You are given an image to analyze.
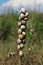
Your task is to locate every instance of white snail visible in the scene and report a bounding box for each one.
[17,22,22,27]
[24,17,28,21]
[19,13,25,20]
[20,44,24,48]
[22,32,26,36]
[20,8,26,14]
[17,38,21,44]
[19,51,24,57]
[28,48,31,52]
[18,29,22,34]
[21,20,26,25]
[17,45,20,49]
[20,25,26,30]
[25,12,29,17]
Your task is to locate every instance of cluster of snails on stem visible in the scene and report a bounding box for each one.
[17,8,29,57]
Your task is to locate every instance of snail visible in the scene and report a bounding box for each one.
[18,29,22,34]
[17,22,22,27]
[20,8,26,14]
[17,38,21,44]
[20,25,26,30]
[19,50,24,57]
[18,34,24,39]
[20,44,24,48]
